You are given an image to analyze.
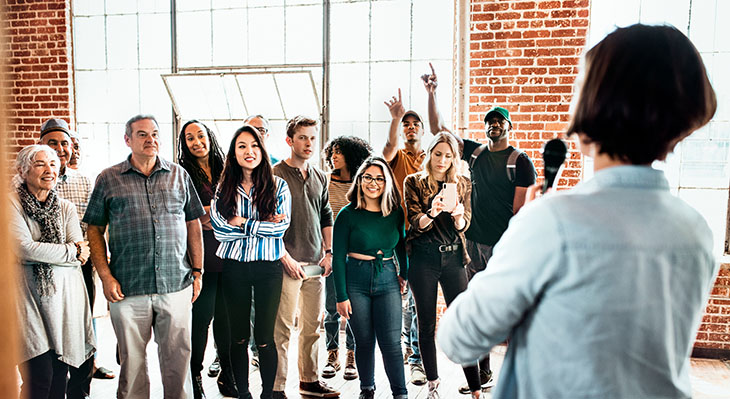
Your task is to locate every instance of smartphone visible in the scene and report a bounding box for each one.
[302,264,324,279]
[441,183,458,212]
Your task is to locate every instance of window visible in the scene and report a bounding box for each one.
[72,0,174,177]
[588,0,730,256]
[73,0,455,175]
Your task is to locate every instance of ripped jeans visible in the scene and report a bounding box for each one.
[222,259,283,399]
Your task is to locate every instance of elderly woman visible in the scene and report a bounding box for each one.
[10,144,95,399]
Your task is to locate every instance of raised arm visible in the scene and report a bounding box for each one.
[422,63,455,136]
[383,88,406,162]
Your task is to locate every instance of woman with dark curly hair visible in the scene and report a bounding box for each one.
[321,136,372,381]
[177,120,237,398]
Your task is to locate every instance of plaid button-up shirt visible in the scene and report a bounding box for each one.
[56,168,93,237]
[83,156,205,296]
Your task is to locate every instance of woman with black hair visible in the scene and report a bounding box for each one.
[320,136,372,380]
[177,120,237,398]
[211,125,291,399]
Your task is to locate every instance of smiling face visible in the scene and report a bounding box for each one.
[287,125,317,161]
[125,118,160,160]
[39,130,71,170]
[184,122,210,160]
[235,130,262,173]
[485,115,510,143]
[26,150,59,195]
[401,115,423,144]
[360,165,385,201]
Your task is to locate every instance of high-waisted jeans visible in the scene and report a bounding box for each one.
[346,257,407,398]
[409,244,482,391]
[222,258,283,399]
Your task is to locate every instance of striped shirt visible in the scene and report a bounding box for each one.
[210,176,291,262]
[327,175,351,219]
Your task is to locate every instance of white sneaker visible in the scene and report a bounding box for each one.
[427,379,440,399]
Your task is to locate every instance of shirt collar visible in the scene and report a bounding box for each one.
[120,155,170,176]
[579,165,669,192]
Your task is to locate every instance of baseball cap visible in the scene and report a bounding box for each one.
[483,106,512,125]
[401,110,422,123]
[40,118,71,138]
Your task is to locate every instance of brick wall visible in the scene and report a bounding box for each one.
[467,0,589,188]
[695,263,730,355]
[2,0,74,158]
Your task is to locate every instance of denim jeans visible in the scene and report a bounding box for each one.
[346,257,407,398]
[222,259,283,399]
[324,273,355,351]
[401,290,421,364]
[409,243,481,391]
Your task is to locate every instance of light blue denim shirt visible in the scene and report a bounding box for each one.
[438,166,718,399]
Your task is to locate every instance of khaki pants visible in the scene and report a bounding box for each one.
[273,271,324,390]
[110,286,193,399]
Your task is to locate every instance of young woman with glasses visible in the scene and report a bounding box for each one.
[332,156,408,399]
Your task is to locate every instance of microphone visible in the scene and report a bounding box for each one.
[541,138,567,193]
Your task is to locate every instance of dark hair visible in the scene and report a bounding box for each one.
[177,120,226,194]
[216,125,277,221]
[285,115,318,138]
[567,24,716,164]
[125,114,158,137]
[324,135,373,178]
[346,156,401,217]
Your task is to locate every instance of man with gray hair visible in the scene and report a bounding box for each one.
[84,114,205,399]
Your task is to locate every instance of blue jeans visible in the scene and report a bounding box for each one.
[402,290,421,364]
[346,257,407,398]
[325,273,355,351]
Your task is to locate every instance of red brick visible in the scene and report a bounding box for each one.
[512,1,536,10]
[495,12,521,20]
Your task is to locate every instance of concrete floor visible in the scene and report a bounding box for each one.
[83,315,730,398]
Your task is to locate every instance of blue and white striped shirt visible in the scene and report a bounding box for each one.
[210,176,291,262]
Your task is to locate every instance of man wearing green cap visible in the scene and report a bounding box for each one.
[422,64,536,395]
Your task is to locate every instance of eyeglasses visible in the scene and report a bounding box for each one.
[361,174,385,185]
[254,126,268,134]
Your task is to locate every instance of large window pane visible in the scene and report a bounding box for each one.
[138,13,171,69]
[330,63,369,122]
[370,1,410,61]
[106,15,138,69]
[212,9,247,66]
[248,7,285,64]
[285,5,323,64]
[330,3,369,62]
[177,11,212,67]
[73,16,106,70]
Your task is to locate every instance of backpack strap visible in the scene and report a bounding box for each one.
[469,143,488,170]
[506,148,523,183]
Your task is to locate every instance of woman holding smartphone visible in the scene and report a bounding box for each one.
[403,133,480,398]
[333,157,408,399]
[211,125,291,399]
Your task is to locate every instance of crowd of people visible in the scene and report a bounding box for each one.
[11,24,719,399]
